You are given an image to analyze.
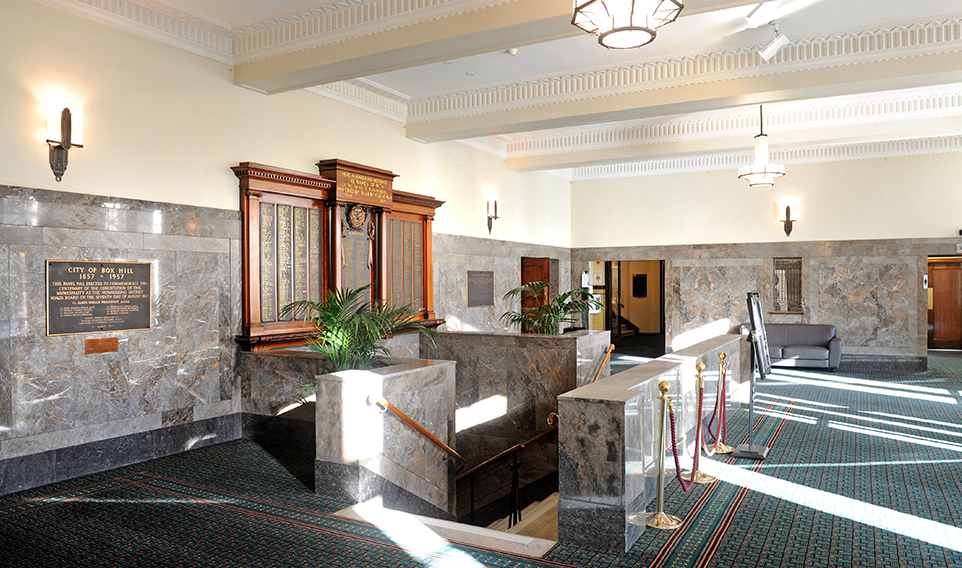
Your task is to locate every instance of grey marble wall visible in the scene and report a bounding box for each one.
[0,185,242,494]
[574,238,948,366]
[557,334,742,552]
[433,234,572,333]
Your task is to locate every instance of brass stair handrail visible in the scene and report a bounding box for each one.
[592,344,615,383]
[456,413,559,481]
[370,396,466,468]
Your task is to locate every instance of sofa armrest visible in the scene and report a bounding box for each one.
[828,336,842,369]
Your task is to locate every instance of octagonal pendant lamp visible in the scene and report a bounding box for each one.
[572,0,684,49]
[738,105,785,187]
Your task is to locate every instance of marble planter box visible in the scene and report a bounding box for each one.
[557,334,742,552]
[314,359,457,520]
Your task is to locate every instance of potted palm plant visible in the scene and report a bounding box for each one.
[499,280,602,335]
[281,284,435,374]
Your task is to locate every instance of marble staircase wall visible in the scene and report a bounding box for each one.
[573,239,948,370]
[421,329,611,511]
[0,185,242,495]
[314,360,457,518]
[557,334,742,552]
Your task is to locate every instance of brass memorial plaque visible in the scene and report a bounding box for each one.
[47,260,151,336]
[467,271,495,307]
[336,171,392,207]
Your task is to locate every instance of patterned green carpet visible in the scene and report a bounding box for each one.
[3,353,962,567]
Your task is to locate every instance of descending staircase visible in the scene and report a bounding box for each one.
[487,493,558,541]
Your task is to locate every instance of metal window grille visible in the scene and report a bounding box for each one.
[773,257,803,312]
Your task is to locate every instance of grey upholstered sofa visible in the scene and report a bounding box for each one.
[765,323,841,370]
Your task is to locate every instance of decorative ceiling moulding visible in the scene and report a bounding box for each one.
[40,0,233,64]
[305,79,410,123]
[570,135,962,181]
[505,89,962,158]
[457,137,509,158]
[406,17,962,122]
[230,0,515,65]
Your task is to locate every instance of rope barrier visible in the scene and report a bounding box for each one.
[667,361,719,491]
[667,394,701,492]
[704,352,733,455]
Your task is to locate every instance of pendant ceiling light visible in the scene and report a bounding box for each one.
[572,0,684,49]
[738,105,785,187]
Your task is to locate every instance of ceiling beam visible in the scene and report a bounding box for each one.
[505,115,962,171]
[406,51,962,143]
[234,0,761,94]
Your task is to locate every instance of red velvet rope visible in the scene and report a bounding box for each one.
[704,363,727,455]
[667,382,704,493]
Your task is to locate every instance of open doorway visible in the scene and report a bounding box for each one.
[586,260,665,372]
[928,257,962,350]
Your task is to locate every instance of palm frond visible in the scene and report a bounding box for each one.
[500,280,603,335]
[283,284,435,372]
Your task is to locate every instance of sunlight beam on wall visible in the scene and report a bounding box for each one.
[670,319,731,351]
[456,395,507,432]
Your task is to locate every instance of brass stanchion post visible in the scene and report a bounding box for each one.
[630,381,683,529]
[682,362,717,484]
[714,352,735,454]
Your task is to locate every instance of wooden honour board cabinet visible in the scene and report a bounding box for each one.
[233,160,444,350]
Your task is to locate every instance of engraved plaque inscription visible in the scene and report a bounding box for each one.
[467,271,495,307]
[260,203,277,322]
[277,204,293,321]
[293,206,309,309]
[47,261,151,336]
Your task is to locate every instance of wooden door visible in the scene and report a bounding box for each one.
[929,259,962,349]
[520,257,550,333]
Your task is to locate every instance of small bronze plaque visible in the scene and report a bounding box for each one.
[467,271,495,307]
[47,260,152,336]
[85,337,119,354]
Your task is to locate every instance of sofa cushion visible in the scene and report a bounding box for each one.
[768,344,783,359]
[766,323,837,346]
[782,345,830,360]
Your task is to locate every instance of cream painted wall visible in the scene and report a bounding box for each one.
[0,0,570,247]
[570,154,962,248]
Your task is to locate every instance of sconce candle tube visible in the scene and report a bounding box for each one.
[45,105,83,182]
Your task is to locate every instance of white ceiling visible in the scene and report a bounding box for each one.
[52,0,962,177]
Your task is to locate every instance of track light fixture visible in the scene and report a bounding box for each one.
[759,21,790,61]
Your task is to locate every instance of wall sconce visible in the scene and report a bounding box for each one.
[486,200,499,234]
[46,104,83,181]
[780,205,795,237]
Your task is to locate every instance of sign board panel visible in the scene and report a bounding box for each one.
[47,260,151,336]
[746,291,772,377]
[467,271,495,307]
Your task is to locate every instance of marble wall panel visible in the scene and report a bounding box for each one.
[815,257,914,353]
[433,234,571,333]
[240,351,333,416]
[573,238,943,361]
[0,244,9,433]
[673,263,764,341]
[0,185,242,489]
